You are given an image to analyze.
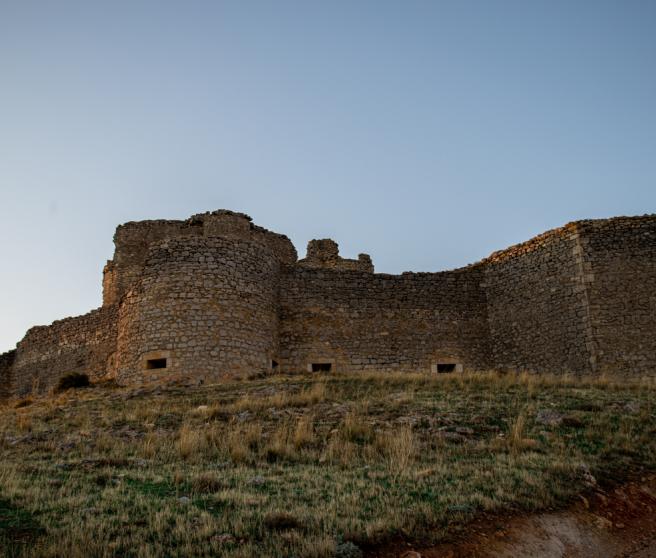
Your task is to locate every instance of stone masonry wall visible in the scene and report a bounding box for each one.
[10,305,118,396]
[581,217,656,376]
[483,224,594,374]
[0,350,16,400]
[2,210,654,400]
[103,220,204,306]
[278,266,492,373]
[104,210,296,306]
[115,236,280,384]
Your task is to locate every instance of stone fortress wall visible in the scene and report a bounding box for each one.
[115,236,281,384]
[1,210,654,397]
[278,266,491,374]
[483,223,595,375]
[9,306,119,396]
[0,350,16,400]
[580,218,656,375]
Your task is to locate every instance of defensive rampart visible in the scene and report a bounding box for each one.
[1,210,654,398]
[278,266,491,373]
[579,217,656,375]
[9,305,118,396]
[482,223,594,374]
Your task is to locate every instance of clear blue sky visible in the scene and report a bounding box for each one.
[1,1,655,352]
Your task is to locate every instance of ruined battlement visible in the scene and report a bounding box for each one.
[2,210,655,398]
[298,239,374,272]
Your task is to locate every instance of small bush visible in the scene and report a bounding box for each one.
[263,511,303,531]
[56,372,90,392]
[334,541,363,558]
[191,472,223,493]
[13,396,33,408]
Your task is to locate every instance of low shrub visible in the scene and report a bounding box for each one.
[263,511,303,531]
[191,472,223,493]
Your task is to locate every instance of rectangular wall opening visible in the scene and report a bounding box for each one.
[271,359,279,370]
[146,358,167,370]
[437,363,457,373]
[311,362,332,373]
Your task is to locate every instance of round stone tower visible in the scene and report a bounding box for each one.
[115,235,281,383]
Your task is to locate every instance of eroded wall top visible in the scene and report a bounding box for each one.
[298,239,374,272]
[103,210,298,305]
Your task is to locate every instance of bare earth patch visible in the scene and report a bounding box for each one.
[368,475,656,558]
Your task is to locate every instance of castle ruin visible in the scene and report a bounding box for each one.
[1,210,655,397]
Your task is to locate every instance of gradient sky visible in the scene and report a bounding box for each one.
[1,1,655,352]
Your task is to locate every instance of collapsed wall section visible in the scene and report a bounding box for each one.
[278,266,492,373]
[115,236,280,384]
[483,224,594,374]
[580,217,656,376]
[10,305,119,396]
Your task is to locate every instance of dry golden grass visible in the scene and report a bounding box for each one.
[15,411,32,433]
[177,423,208,460]
[341,410,373,443]
[213,381,328,417]
[376,425,415,474]
[0,370,654,557]
[191,472,223,494]
[293,414,315,449]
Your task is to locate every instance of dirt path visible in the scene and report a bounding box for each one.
[367,476,656,558]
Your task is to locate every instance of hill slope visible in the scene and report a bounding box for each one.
[1,372,655,557]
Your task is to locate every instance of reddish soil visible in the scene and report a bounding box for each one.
[366,476,656,558]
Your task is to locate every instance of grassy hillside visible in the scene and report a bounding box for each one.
[1,371,655,557]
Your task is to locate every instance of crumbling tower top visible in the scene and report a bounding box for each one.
[102,209,298,306]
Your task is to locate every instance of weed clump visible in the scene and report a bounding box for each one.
[13,396,33,408]
[334,540,363,558]
[191,472,223,493]
[376,425,415,474]
[263,511,303,531]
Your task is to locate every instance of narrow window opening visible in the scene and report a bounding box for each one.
[271,359,279,370]
[437,363,456,373]
[146,358,167,370]
[311,362,332,373]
